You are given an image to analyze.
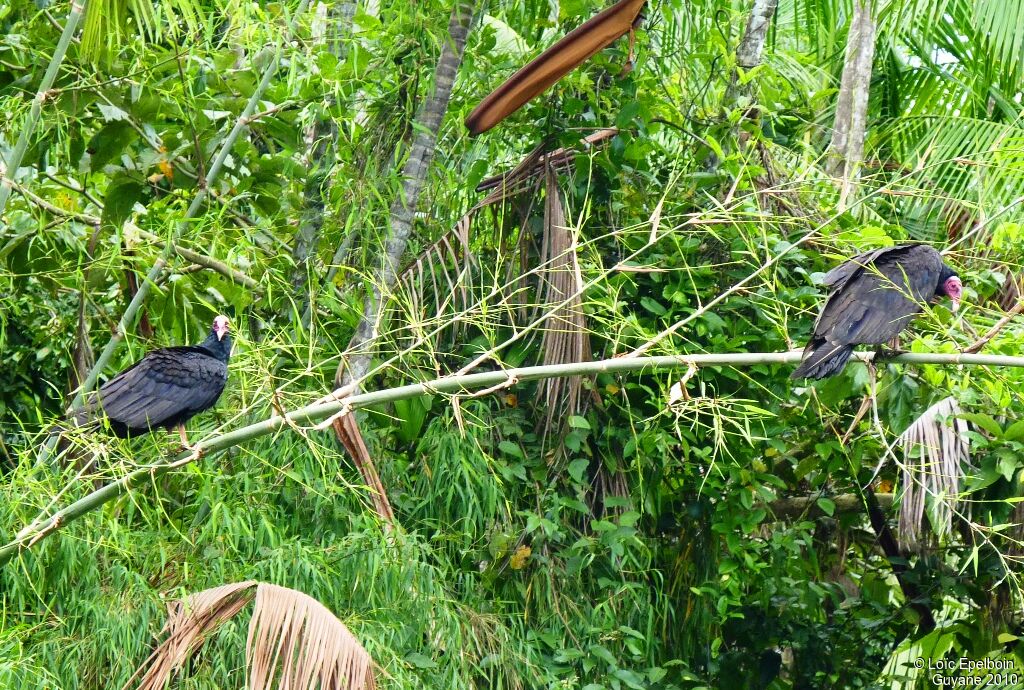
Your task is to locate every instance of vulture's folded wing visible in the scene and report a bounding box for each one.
[816,248,942,346]
[90,349,227,431]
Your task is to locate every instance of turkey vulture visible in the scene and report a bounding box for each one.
[792,244,962,379]
[74,315,232,446]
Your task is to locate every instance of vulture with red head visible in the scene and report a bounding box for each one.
[74,315,232,446]
[792,244,963,379]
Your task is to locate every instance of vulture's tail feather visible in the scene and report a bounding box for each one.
[791,342,854,380]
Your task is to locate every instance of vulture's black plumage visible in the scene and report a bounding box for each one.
[75,315,232,444]
[792,244,962,379]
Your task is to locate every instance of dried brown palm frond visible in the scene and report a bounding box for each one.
[895,397,970,550]
[536,167,591,436]
[392,149,555,344]
[474,128,618,193]
[127,581,259,690]
[247,583,376,690]
[334,412,395,525]
[126,581,376,690]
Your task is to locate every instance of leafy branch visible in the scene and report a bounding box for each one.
[0,0,86,215]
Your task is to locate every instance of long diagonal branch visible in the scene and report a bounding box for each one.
[4,350,1024,569]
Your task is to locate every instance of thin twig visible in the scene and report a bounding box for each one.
[8,179,99,225]
[840,394,872,445]
[963,300,1024,353]
[128,223,261,292]
[42,172,102,207]
[241,101,297,125]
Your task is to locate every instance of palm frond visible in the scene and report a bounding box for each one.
[973,0,1024,78]
[128,581,258,690]
[536,168,590,437]
[895,397,970,550]
[126,582,377,690]
[247,583,376,690]
[871,116,1024,239]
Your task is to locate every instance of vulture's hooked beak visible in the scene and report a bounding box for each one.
[945,276,963,313]
[213,316,230,341]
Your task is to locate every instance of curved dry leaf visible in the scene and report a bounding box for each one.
[127,581,258,690]
[247,583,376,690]
[895,397,970,549]
[126,581,376,690]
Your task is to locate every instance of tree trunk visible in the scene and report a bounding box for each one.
[712,0,779,174]
[724,0,780,106]
[290,1,351,327]
[329,0,475,526]
[827,0,876,208]
[335,0,475,388]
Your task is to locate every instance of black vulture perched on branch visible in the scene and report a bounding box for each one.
[74,315,232,447]
[792,244,962,379]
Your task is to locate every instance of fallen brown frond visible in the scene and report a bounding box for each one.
[247,583,376,690]
[127,581,259,690]
[537,167,591,436]
[895,397,970,550]
[334,412,395,525]
[126,581,377,690]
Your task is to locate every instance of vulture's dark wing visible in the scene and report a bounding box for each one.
[821,247,891,289]
[814,244,943,346]
[89,346,228,431]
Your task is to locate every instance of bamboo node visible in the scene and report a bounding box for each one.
[314,402,353,431]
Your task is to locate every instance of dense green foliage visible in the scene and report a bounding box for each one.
[3,0,1024,688]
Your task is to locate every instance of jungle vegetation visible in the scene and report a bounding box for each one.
[3,0,1024,687]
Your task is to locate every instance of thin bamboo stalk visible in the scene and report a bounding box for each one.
[4,349,1024,568]
[0,0,86,214]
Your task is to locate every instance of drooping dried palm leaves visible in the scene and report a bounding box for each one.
[334,412,395,525]
[127,581,258,690]
[247,583,376,690]
[393,131,618,327]
[536,167,591,435]
[126,581,376,690]
[895,397,970,550]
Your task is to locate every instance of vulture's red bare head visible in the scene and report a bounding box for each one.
[943,276,963,312]
[213,315,230,341]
